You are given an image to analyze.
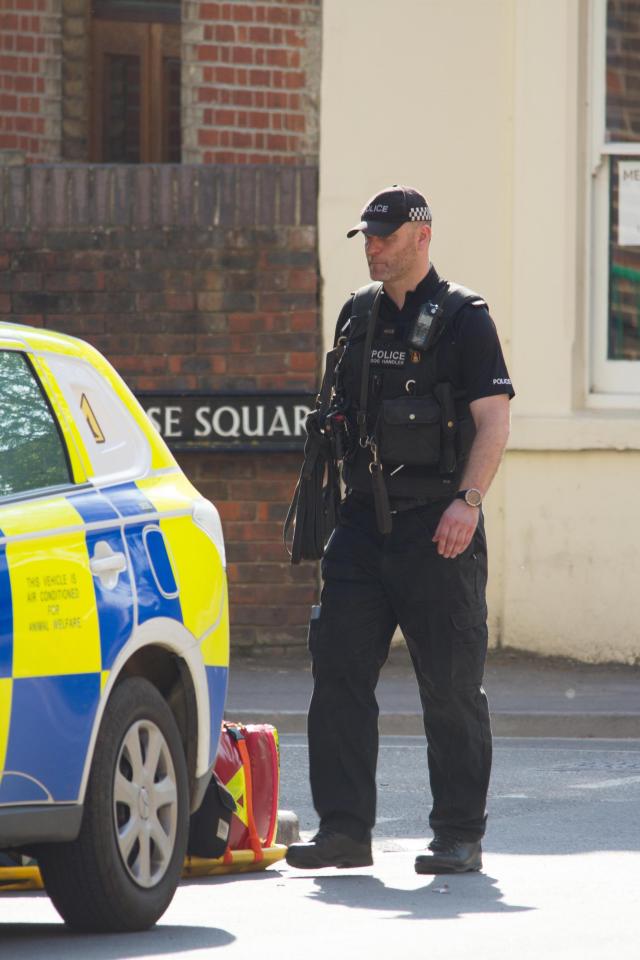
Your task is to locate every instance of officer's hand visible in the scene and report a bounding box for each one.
[432,500,479,559]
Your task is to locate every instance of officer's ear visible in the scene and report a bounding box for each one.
[416,223,431,250]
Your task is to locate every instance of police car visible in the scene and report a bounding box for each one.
[0,322,229,931]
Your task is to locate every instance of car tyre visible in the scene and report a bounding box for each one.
[37,676,189,932]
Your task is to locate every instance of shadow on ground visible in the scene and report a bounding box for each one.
[305,872,533,920]
[0,917,234,959]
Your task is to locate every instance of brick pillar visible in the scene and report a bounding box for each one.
[182,0,321,164]
[60,0,90,160]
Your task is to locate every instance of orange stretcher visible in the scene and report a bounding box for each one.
[0,722,286,891]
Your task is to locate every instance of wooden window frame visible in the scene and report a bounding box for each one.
[90,18,180,163]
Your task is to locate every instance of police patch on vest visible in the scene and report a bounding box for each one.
[370,346,407,368]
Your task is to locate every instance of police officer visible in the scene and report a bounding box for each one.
[286,186,514,874]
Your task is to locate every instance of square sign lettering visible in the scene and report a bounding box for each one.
[138,393,315,452]
[618,160,640,246]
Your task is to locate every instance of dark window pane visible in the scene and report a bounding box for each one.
[104,54,141,163]
[609,158,640,360]
[606,0,640,143]
[0,353,70,498]
[93,0,180,23]
[95,0,179,6]
[165,56,181,162]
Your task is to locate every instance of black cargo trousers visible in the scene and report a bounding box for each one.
[307,493,492,844]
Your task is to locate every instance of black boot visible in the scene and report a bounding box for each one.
[414,837,482,874]
[286,828,373,869]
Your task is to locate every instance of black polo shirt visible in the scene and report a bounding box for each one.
[334,264,515,404]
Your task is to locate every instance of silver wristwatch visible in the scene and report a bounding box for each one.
[455,488,483,507]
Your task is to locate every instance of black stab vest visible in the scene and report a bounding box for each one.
[336,281,483,500]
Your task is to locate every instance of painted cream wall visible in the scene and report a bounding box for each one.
[319,0,640,663]
[319,0,515,343]
[503,451,640,663]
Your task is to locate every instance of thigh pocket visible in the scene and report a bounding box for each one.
[307,604,322,655]
[470,548,488,600]
[450,602,488,687]
[306,602,346,676]
[451,602,488,636]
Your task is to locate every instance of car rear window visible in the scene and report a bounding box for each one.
[43,353,150,485]
[0,351,71,498]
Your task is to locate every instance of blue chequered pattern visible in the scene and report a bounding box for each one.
[144,528,178,596]
[122,523,182,625]
[86,528,135,669]
[0,773,49,803]
[205,665,229,767]
[102,484,183,626]
[67,491,135,671]
[104,481,156,518]
[1,481,218,810]
[0,532,12,679]
[66,489,120,525]
[2,673,101,803]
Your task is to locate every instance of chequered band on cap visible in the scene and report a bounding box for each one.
[408,205,432,222]
[346,185,432,238]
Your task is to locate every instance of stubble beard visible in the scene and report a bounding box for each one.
[367,231,419,285]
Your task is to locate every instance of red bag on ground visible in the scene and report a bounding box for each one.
[214,722,280,860]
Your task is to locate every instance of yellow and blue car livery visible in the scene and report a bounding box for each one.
[0,322,229,844]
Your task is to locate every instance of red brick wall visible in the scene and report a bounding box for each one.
[0,0,321,166]
[182,0,321,165]
[0,0,62,162]
[607,0,640,140]
[0,163,320,654]
[183,451,317,652]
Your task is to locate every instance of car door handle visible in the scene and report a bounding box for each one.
[90,555,126,574]
[90,542,128,590]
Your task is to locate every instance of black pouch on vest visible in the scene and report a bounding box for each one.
[375,395,442,466]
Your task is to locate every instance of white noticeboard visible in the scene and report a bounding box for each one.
[618,160,640,246]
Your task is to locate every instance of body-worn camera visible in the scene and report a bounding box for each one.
[407,301,442,352]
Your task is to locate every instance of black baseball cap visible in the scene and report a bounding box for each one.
[346,185,432,238]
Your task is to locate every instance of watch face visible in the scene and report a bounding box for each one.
[465,489,482,507]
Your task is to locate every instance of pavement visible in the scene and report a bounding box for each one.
[225,644,640,738]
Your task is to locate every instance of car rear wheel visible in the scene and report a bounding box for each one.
[37,677,189,932]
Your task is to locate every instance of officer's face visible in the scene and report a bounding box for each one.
[364,223,427,283]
